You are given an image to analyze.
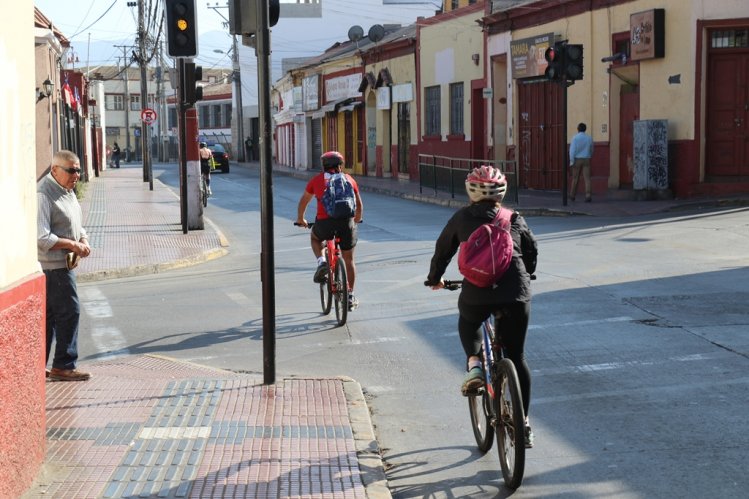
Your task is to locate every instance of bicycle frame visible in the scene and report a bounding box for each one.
[481,319,497,399]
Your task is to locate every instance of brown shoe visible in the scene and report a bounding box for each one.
[48,368,91,381]
[45,369,50,378]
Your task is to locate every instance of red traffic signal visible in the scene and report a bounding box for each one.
[544,42,565,81]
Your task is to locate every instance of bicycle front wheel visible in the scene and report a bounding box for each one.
[468,388,494,452]
[333,260,348,326]
[495,358,526,490]
[319,249,332,315]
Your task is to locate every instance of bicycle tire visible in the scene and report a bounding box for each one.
[495,358,526,490]
[333,259,348,326]
[320,248,333,315]
[468,389,495,452]
[201,178,208,207]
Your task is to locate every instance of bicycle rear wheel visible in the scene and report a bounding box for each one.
[201,177,208,207]
[495,358,526,490]
[333,260,348,326]
[468,388,495,452]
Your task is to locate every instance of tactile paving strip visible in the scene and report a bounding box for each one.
[28,356,366,499]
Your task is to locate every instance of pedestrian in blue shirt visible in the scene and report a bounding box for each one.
[569,123,594,202]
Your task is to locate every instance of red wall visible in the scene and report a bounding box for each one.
[0,273,47,497]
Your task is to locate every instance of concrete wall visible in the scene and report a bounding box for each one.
[0,1,47,497]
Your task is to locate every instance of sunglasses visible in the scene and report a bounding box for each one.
[57,166,82,175]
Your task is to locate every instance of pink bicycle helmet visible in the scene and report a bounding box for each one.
[321,151,344,170]
[465,165,507,203]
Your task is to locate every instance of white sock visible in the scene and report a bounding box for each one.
[467,359,482,370]
[317,256,326,265]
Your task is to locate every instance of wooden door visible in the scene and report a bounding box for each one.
[706,53,749,178]
[517,80,564,190]
[471,87,485,159]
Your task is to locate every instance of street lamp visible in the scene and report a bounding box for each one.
[36,77,54,103]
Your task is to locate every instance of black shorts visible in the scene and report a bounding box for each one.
[312,217,358,250]
[201,159,211,175]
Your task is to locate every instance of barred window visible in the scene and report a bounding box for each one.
[199,105,210,128]
[424,85,441,137]
[130,95,140,111]
[449,82,464,135]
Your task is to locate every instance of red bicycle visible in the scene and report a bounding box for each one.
[295,223,349,326]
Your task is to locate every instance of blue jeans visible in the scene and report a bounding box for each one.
[44,269,81,370]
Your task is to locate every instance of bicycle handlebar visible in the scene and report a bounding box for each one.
[425,275,536,291]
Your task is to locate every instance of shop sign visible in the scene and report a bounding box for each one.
[510,33,553,79]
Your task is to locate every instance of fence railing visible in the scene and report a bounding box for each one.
[418,155,519,204]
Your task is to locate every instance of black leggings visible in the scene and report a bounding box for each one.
[458,300,532,416]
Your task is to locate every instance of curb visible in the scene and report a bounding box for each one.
[342,378,392,499]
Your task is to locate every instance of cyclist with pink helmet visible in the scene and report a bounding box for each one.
[425,164,538,447]
[296,151,364,309]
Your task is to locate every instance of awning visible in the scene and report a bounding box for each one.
[339,102,362,113]
[320,97,350,113]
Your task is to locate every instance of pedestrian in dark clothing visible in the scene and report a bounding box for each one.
[112,142,121,168]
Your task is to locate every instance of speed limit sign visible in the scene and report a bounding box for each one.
[141,108,157,124]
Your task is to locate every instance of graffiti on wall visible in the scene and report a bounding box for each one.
[633,119,668,190]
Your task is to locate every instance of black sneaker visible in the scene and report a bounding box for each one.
[313,262,329,283]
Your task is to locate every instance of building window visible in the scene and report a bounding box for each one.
[168,108,177,129]
[449,82,464,135]
[105,94,124,110]
[223,104,232,127]
[105,127,120,136]
[130,95,141,111]
[212,104,222,128]
[451,0,459,10]
[199,105,210,128]
[711,29,749,48]
[424,85,441,137]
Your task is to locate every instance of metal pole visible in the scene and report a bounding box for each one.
[138,0,152,187]
[178,58,188,234]
[256,0,276,385]
[562,80,569,206]
[233,35,245,162]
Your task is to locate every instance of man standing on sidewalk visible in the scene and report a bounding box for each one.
[569,122,594,202]
[37,150,92,382]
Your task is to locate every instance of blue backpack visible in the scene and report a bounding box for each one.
[322,173,356,219]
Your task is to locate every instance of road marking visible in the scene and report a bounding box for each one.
[529,316,633,330]
[80,287,130,358]
[350,336,407,345]
[227,291,252,307]
[534,352,715,376]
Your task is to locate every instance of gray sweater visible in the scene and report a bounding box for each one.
[37,173,87,270]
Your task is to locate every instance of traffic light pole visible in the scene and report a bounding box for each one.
[178,58,188,234]
[256,0,276,385]
[562,81,568,207]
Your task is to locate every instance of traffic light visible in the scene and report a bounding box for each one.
[229,0,280,36]
[544,42,566,82]
[564,44,584,81]
[182,62,203,107]
[165,0,198,57]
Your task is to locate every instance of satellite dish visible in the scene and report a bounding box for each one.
[348,25,364,43]
[368,24,385,43]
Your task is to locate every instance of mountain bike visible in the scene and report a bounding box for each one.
[295,222,349,327]
[439,280,526,490]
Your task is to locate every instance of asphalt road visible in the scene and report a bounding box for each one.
[78,164,749,498]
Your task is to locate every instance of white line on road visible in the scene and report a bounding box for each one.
[529,316,634,330]
[80,287,130,358]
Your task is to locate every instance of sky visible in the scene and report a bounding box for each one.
[35,0,438,72]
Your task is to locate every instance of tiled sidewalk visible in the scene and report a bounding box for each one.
[25,356,386,498]
[77,166,228,283]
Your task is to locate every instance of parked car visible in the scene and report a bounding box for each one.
[208,143,230,173]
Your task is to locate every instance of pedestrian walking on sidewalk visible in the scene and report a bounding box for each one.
[112,142,121,168]
[569,123,594,202]
[37,150,92,382]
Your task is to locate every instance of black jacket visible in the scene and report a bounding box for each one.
[427,201,538,304]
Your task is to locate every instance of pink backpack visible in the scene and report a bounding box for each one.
[458,208,514,287]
